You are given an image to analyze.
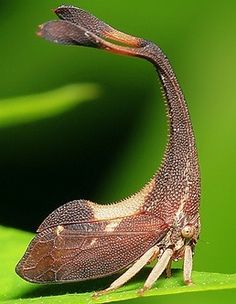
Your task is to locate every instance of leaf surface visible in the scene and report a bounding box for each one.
[0,226,235,304]
[0,84,99,128]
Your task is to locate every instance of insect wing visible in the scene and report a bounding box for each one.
[16,212,168,283]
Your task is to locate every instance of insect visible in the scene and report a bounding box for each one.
[16,5,201,296]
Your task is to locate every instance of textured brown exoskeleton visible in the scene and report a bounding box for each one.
[16,5,201,295]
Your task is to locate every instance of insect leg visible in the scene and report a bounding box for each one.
[93,245,159,297]
[183,245,193,285]
[166,259,172,278]
[138,248,173,294]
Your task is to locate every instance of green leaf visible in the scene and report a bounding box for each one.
[0,84,99,128]
[0,226,236,304]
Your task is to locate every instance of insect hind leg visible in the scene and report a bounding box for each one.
[93,245,159,297]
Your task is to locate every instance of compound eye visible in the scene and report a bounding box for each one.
[181,225,195,239]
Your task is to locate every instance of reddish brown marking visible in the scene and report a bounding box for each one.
[16,214,168,283]
[104,30,141,47]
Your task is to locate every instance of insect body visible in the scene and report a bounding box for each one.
[16,5,201,295]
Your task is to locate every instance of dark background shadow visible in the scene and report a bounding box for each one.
[0,83,151,231]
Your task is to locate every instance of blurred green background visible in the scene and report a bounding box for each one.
[0,0,235,303]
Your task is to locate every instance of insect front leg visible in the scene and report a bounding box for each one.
[93,245,159,298]
[183,245,193,285]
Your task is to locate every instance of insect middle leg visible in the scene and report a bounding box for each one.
[138,248,173,295]
[93,245,159,297]
[165,258,172,278]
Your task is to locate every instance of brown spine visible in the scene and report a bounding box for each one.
[134,44,200,222]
